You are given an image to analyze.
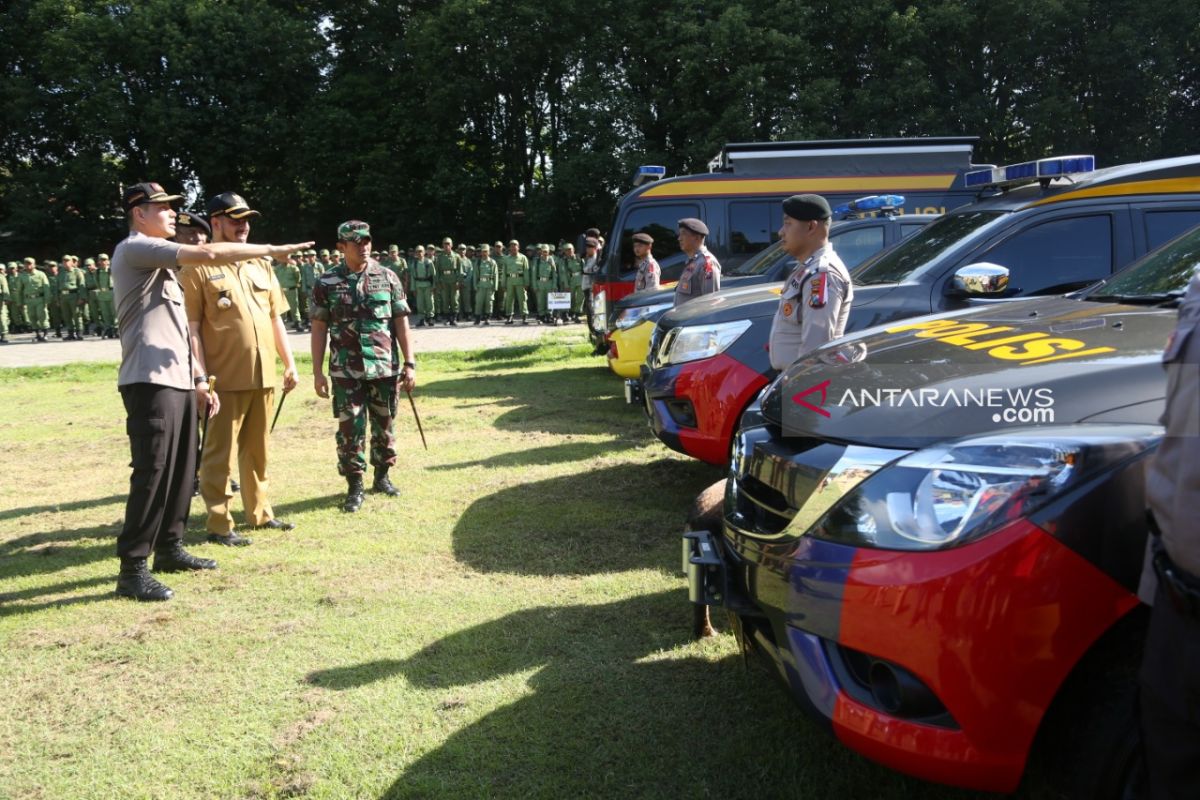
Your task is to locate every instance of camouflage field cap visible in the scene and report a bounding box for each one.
[337,220,372,242]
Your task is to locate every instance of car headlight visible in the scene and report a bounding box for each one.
[614,302,673,331]
[809,426,1159,551]
[664,319,753,365]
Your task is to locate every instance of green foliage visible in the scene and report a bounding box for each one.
[2,0,1199,260]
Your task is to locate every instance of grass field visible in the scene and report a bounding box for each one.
[0,333,1002,799]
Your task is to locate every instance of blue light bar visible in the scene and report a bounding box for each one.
[832,194,906,216]
[1038,155,1095,178]
[637,165,666,179]
[965,155,1096,190]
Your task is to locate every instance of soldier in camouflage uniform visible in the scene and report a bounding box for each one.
[274,253,303,331]
[434,237,462,325]
[501,239,530,324]
[473,243,499,326]
[409,244,436,326]
[21,258,51,341]
[310,220,416,513]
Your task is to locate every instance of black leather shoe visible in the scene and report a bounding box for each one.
[343,475,365,513]
[153,544,218,572]
[206,532,253,547]
[254,518,296,531]
[116,558,174,601]
[372,468,400,496]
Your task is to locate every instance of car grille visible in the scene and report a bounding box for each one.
[728,431,904,540]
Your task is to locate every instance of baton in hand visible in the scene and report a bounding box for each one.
[270,386,290,433]
[199,375,217,453]
[406,388,428,451]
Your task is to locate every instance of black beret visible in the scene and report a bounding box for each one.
[632,232,653,245]
[176,210,212,237]
[782,194,832,221]
[678,217,709,236]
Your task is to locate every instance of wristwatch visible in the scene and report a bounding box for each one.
[194,376,208,386]
[402,361,416,370]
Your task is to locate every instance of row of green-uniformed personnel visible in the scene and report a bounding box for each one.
[1,254,117,343]
[272,238,588,328]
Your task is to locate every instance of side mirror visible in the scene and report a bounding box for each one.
[952,262,1010,296]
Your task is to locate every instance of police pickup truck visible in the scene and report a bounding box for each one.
[643,155,1200,465]
[681,215,1200,798]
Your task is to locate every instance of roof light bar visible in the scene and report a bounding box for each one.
[633,165,666,187]
[832,194,906,216]
[964,155,1096,190]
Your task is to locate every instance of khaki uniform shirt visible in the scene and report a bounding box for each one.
[179,258,288,392]
[1141,273,1200,600]
[768,244,854,371]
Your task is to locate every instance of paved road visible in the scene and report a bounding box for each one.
[0,321,585,368]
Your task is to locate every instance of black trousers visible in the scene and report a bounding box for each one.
[117,383,196,559]
[1140,583,1200,799]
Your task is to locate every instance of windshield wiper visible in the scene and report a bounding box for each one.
[1089,290,1186,306]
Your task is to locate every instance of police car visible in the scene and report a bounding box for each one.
[607,199,938,387]
[681,218,1200,797]
[643,155,1200,465]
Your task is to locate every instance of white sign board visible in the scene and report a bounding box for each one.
[547,292,572,310]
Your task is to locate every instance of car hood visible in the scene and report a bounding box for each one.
[771,297,1171,449]
[615,274,764,310]
[660,282,894,326]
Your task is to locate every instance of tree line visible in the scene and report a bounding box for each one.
[1,0,1197,259]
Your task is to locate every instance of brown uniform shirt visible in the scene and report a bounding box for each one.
[179,258,288,392]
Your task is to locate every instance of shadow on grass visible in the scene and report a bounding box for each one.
[307,590,962,799]
[428,439,643,471]
[450,459,721,576]
[0,493,127,525]
[0,575,113,618]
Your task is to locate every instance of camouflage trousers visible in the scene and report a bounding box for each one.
[332,376,398,477]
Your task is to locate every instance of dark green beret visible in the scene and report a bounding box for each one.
[782,194,832,221]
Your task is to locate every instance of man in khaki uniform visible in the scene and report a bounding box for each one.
[179,192,299,544]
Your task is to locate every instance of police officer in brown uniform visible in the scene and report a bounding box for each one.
[767,194,854,371]
[179,192,300,545]
[631,232,659,291]
[1140,270,1200,799]
[673,218,720,306]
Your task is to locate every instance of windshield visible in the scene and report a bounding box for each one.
[729,240,792,276]
[853,210,1006,285]
[1085,224,1200,299]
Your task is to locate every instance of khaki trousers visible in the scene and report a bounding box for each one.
[199,387,275,532]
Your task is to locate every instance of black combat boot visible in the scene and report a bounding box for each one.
[115,557,174,601]
[505,316,514,325]
[372,466,400,496]
[343,475,365,513]
[153,543,218,573]
[473,316,481,326]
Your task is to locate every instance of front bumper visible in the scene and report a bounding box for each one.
[686,498,1139,792]
[607,320,655,379]
[641,354,769,465]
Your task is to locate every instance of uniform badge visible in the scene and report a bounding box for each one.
[808,272,828,308]
[782,302,794,318]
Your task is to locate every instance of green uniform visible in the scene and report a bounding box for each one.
[21,269,51,335]
[410,256,436,323]
[84,267,100,333]
[63,266,87,336]
[274,259,302,327]
[299,260,317,324]
[434,250,463,320]
[0,272,9,339]
[95,265,115,335]
[500,253,530,319]
[473,257,499,321]
[46,270,62,332]
[559,255,585,318]
[531,255,558,320]
[7,267,25,331]
[459,254,474,318]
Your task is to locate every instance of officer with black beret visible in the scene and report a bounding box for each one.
[674,218,720,306]
[174,210,211,245]
[767,194,853,370]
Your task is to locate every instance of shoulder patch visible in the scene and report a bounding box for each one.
[808,272,828,308]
